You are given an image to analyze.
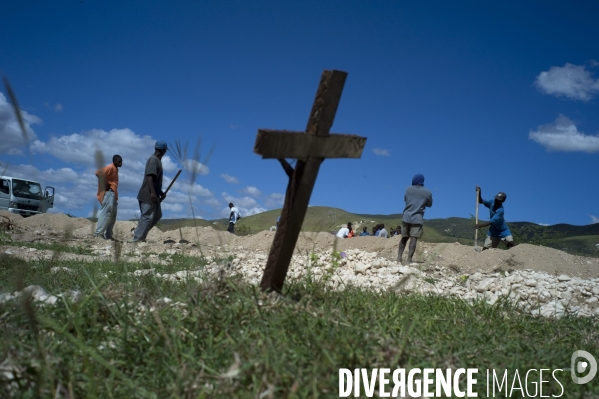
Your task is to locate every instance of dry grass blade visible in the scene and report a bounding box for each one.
[2,76,29,146]
[169,138,216,249]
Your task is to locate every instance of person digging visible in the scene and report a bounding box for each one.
[475,186,515,250]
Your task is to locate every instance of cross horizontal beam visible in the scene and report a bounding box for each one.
[254,129,366,159]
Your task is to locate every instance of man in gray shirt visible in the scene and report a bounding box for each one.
[132,141,168,242]
[398,173,433,264]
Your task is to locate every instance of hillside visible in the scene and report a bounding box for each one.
[157,206,599,256]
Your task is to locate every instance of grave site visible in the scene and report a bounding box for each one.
[1,71,598,397]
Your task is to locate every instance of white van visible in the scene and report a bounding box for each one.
[0,176,55,217]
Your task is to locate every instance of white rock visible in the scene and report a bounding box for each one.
[476,278,495,293]
[354,262,370,274]
[156,297,173,305]
[557,275,571,282]
[585,297,598,306]
[524,279,538,287]
[133,268,155,276]
[20,285,58,305]
[50,267,73,273]
[0,293,15,303]
[534,302,566,318]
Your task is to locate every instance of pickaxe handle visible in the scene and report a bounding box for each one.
[475,187,480,244]
[163,169,182,196]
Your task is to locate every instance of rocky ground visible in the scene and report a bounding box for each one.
[2,211,599,318]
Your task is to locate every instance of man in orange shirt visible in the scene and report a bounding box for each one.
[95,155,122,240]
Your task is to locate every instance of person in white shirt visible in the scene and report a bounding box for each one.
[378,223,389,238]
[336,222,352,238]
[227,203,241,234]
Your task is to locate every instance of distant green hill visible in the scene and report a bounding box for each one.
[158,218,226,231]
[157,206,599,257]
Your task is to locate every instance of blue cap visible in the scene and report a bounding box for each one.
[412,174,425,186]
[155,140,168,150]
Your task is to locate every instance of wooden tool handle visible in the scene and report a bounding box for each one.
[475,188,480,242]
[163,169,182,195]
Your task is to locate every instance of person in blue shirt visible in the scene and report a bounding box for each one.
[398,174,433,264]
[372,225,379,236]
[475,186,515,250]
[359,226,370,236]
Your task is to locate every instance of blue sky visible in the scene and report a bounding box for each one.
[1,0,598,225]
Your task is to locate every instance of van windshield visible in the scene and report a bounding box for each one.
[12,179,43,200]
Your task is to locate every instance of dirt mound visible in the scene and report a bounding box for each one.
[431,242,599,279]
[17,213,91,232]
[5,212,599,280]
[72,220,162,241]
[0,210,23,226]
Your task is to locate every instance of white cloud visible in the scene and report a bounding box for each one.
[529,115,599,153]
[181,182,213,197]
[589,214,599,224]
[265,193,285,208]
[198,197,221,209]
[30,128,157,169]
[535,63,599,101]
[182,159,209,176]
[221,173,239,184]
[0,92,41,154]
[372,148,390,156]
[5,163,84,187]
[161,202,184,213]
[45,102,64,112]
[242,186,261,196]
[161,156,179,174]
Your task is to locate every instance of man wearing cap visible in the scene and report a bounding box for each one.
[132,141,168,242]
[95,154,122,240]
[398,174,433,264]
[475,186,515,249]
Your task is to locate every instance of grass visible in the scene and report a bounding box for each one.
[1,250,598,398]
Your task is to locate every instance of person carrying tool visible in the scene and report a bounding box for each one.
[132,141,168,242]
[398,173,433,264]
[475,186,515,250]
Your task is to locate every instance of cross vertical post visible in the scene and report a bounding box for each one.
[253,70,366,292]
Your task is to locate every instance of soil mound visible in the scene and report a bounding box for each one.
[17,213,91,232]
[0,210,23,226]
[4,213,599,279]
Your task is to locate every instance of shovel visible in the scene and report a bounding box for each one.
[474,187,481,252]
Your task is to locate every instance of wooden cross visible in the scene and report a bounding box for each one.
[253,70,367,293]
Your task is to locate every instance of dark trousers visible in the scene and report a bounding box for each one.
[227,222,235,234]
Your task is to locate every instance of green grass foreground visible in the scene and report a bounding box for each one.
[1,254,598,398]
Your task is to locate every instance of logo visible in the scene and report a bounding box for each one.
[571,350,597,384]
